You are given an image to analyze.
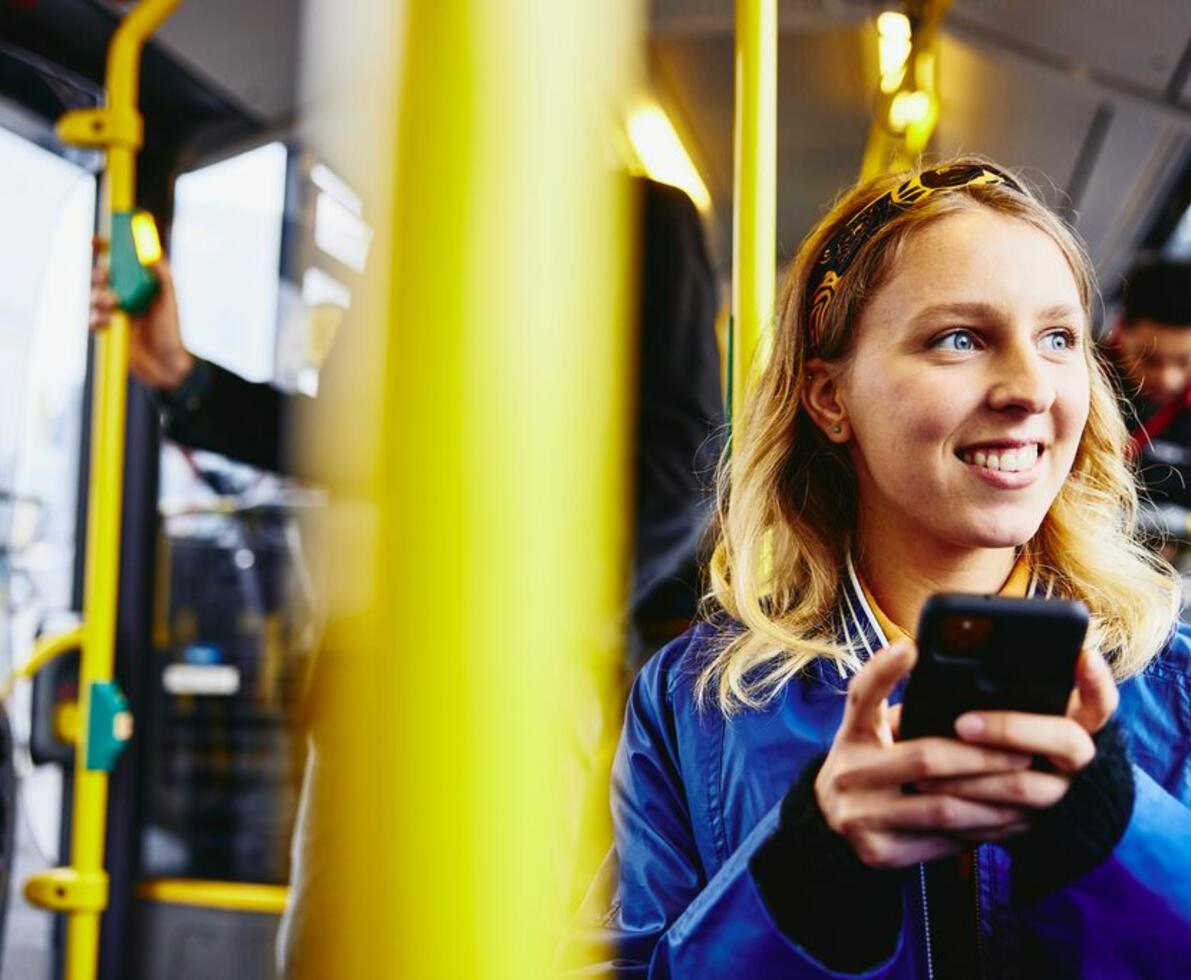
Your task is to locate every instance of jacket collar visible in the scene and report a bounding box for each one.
[836,553,890,659]
[834,552,1040,662]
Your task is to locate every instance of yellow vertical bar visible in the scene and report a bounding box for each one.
[64,3,181,977]
[304,1,640,976]
[731,0,777,422]
[64,312,128,980]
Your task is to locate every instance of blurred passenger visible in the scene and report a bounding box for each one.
[1103,257,1191,505]
[92,178,724,974]
[89,258,287,473]
[573,158,1191,976]
[630,180,723,668]
[91,179,723,649]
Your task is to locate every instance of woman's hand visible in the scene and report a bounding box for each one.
[913,648,1118,813]
[90,256,195,391]
[815,642,1034,869]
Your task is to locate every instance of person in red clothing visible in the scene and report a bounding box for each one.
[1111,257,1191,407]
[1102,258,1191,504]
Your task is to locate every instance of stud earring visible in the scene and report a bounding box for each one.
[831,424,843,434]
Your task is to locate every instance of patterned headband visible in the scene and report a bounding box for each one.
[805,163,1025,350]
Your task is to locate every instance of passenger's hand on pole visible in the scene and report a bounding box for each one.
[815,642,1033,868]
[915,648,1118,816]
[90,254,195,391]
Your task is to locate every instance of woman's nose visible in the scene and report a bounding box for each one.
[986,343,1056,414]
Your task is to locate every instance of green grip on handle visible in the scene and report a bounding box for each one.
[110,210,160,315]
[85,681,132,772]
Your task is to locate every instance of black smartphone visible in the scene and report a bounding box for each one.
[898,593,1089,741]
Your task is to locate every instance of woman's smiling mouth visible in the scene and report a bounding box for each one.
[956,441,1046,486]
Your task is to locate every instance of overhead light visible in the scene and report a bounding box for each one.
[877,10,911,37]
[625,104,711,213]
[877,10,912,94]
[889,89,932,132]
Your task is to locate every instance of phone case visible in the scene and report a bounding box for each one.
[898,593,1089,741]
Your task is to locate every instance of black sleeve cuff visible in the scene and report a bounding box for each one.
[157,357,288,473]
[156,355,214,416]
[750,754,905,973]
[1007,718,1135,903]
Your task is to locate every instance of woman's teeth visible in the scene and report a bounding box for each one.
[960,444,1039,473]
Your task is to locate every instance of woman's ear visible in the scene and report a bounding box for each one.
[801,360,851,443]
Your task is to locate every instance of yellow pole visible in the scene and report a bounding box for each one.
[27,3,182,978]
[301,1,639,976]
[731,0,777,424]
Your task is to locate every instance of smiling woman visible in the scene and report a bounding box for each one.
[705,159,1171,703]
[575,156,1191,978]
[809,207,1092,604]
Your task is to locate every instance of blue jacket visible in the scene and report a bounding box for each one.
[588,563,1191,978]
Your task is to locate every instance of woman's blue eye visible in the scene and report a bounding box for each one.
[1040,329,1076,351]
[933,330,977,351]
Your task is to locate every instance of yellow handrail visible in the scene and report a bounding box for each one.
[135,878,290,915]
[731,0,777,425]
[0,626,84,701]
[29,3,183,978]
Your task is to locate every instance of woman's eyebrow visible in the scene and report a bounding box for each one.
[909,301,1083,324]
[1036,303,1083,322]
[910,301,999,324]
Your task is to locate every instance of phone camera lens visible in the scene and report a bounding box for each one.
[939,615,992,655]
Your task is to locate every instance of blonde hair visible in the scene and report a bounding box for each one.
[697,155,1181,716]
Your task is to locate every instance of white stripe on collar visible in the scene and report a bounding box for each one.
[845,552,888,648]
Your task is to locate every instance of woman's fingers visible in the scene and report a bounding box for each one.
[90,258,116,331]
[914,769,1071,809]
[849,793,1026,835]
[841,794,1030,868]
[841,738,1031,790]
[1067,648,1119,734]
[90,289,118,330]
[954,711,1095,772]
[840,643,916,741]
